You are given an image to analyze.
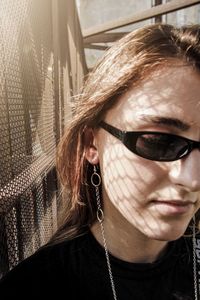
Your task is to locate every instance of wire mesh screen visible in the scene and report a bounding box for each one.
[0,0,87,278]
[0,0,57,277]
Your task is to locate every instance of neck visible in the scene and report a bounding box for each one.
[91,221,168,263]
[91,205,168,263]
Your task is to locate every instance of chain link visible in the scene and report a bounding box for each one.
[99,217,118,300]
[95,187,118,300]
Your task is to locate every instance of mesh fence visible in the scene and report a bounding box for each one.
[0,0,86,278]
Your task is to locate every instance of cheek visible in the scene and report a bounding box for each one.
[101,144,166,206]
[196,194,200,211]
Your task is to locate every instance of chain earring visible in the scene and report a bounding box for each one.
[90,165,118,300]
[91,165,103,222]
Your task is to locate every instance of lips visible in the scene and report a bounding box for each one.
[150,199,194,215]
[155,200,194,206]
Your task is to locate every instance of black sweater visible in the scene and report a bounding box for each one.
[0,230,195,299]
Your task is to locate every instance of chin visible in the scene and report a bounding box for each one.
[153,232,184,242]
[144,223,189,242]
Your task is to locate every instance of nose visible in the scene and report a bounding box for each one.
[168,149,200,192]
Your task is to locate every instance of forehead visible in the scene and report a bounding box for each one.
[105,65,200,129]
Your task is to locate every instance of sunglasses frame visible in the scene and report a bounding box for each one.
[99,121,200,162]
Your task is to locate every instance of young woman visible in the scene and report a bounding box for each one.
[1,23,200,300]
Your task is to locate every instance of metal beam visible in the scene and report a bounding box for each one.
[84,32,128,44]
[83,0,200,38]
[84,44,109,50]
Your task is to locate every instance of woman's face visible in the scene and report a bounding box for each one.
[93,64,200,242]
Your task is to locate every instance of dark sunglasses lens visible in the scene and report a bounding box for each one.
[134,133,189,161]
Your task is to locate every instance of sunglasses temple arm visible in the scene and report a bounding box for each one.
[100,122,124,141]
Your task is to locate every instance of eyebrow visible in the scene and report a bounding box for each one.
[139,115,190,131]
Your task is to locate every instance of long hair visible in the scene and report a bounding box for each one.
[52,23,200,243]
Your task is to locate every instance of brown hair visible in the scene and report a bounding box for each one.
[53,23,200,243]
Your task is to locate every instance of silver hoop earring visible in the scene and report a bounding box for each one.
[91,165,101,187]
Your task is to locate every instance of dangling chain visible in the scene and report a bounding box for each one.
[193,216,199,300]
[91,166,199,300]
[91,165,118,300]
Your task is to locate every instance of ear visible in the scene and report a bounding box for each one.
[84,127,99,165]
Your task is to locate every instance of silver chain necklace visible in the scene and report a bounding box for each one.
[92,166,198,300]
[95,191,118,299]
[97,213,199,300]
[193,218,198,300]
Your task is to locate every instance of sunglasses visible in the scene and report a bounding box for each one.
[99,121,200,162]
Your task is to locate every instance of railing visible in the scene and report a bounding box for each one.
[81,0,200,68]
